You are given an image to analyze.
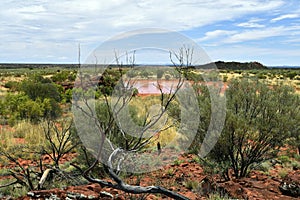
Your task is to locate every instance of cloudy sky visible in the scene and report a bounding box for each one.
[1,0,300,66]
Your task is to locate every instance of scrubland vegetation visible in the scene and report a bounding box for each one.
[0,64,299,199]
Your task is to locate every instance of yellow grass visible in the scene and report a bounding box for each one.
[112,96,181,147]
[0,121,47,151]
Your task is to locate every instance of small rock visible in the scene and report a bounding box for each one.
[87,195,97,199]
[67,192,87,199]
[279,170,300,197]
[100,191,113,198]
[27,192,35,197]
[279,182,300,197]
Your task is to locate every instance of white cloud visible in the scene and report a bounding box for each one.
[1,0,285,34]
[108,29,171,41]
[0,0,297,63]
[237,22,265,28]
[237,19,265,28]
[224,26,300,43]
[198,30,237,41]
[17,5,46,13]
[284,37,300,44]
[271,13,299,22]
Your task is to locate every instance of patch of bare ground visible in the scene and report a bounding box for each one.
[3,153,296,199]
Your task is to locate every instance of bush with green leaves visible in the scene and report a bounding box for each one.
[256,73,267,79]
[157,69,164,79]
[97,70,122,96]
[223,79,297,178]
[4,81,20,91]
[51,71,69,82]
[94,97,156,151]
[2,94,62,124]
[141,70,149,78]
[286,71,297,79]
[184,70,204,82]
[1,75,63,124]
[50,70,77,82]
[192,78,299,179]
[20,75,61,102]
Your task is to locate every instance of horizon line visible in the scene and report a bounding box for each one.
[0,62,299,68]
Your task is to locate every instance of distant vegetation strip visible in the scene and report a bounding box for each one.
[0,61,299,70]
[0,63,79,69]
[0,61,297,70]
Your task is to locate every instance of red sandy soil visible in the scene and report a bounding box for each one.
[1,125,299,199]
[0,153,77,183]
[0,153,297,200]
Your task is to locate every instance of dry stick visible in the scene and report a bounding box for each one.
[38,168,52,189]
[26,168,34,190]
[71,148,190,200]
[88,168,190,200]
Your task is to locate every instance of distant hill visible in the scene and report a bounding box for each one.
[213,61,267,70]
[193,61,267,70]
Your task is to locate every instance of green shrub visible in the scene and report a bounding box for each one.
[291,161,300,170]
[193,79,299,179]
[255,161,272,172]
[51,71,70,82]
[3,92,61,123]
[223,75,228,82]
[21,78,61,102]
[141,70,149,78]
[278,155,291,164]
[257,73,267,79]
[4,81,20,91]
[157,69,164,79]
[173,159,184,166]
[286,71,297,79]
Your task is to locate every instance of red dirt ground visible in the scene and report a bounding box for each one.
[1,125,299,199]
[0,153,297,200]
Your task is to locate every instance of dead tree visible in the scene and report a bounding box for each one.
[41,118,80,169]
[71,50,192,200]
[0,118,81,191]
[0,147,35,190]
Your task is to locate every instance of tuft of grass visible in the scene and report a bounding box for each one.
[13,120,35,138]
[166,168,175,176]
[183,180,200,191]
[190,156,201,164]
[278,155,291,166]
[278,168,289,179]
[173,159,184,166]
[0,180,28,198]
[291,161,300,170]
[0,168,11,176]
[255,161,272,172]
[293,153,300,161]
[207,193,231,200]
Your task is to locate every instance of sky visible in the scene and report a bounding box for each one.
[0,0,300,66]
